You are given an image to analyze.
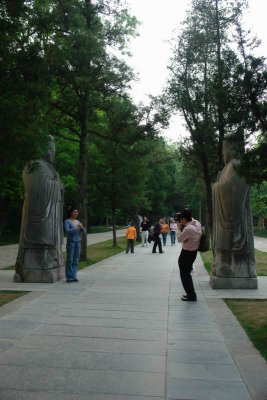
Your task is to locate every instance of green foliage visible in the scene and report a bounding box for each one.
[165,0,267,231]
[253,229,267,238]
[88,95,155,220]
[0,0,51,200]
[251,181,267,229]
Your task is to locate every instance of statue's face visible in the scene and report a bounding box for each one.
[223,143,233,164]
[43,141,56,164]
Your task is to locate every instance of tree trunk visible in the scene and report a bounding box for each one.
[258,215,265,230]
[133,210,141,241]
[199,151,213,242]
[77,92,89,261]
[215,0,225,169]
[0,196,11,236]
[105,215,109,226]
[111,208,117,247]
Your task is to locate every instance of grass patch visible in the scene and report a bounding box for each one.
[255,249,267,276]
[224,299,267,362]
[200,250,213,274]
[254,228,267,238]
[87,225,113,234]
[78,236,126,270]
[201,249,267,276]
[0,290,29,307]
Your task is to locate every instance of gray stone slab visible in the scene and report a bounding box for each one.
[168,339,228,352]
[0,320,41,339]
[76,294,169,306]
[0,365,164,397]
[66,302,165,313]
[2,313,167,330]
[167,378,251,400]
[0,391,164,400]
[32,324,166,341]
[15,334,166,355]
[234,354,267,377]
[240,376,267,400]
[168,320,220,333]
[167,362,242,381]
[168,348,234,365]
[218,324,251,341]
[7,304,61,315]
[0,340,15,351]
[226,339,261,356]
[56,308,167,320]
[168,329,224,342]
[0,347,165,373]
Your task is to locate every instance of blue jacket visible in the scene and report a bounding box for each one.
[64,219,85,242]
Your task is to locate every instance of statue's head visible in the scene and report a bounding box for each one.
[42,135,56,164]
[223,135,239,164]
[223,141,234,164]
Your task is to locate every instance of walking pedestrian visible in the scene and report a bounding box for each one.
[170,218,178,245]
[177,210,201,301]
[152,219,164,254]
[141,217,150,247]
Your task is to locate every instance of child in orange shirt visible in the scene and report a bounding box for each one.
[160,219,170,246]
[126,222,137,253]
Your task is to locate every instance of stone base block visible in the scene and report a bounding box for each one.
[14,267,64,283]
[210,274,258,289]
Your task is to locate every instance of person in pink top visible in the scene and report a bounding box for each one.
[177,209,202,301]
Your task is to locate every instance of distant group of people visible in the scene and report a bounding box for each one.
[125,210,202,302]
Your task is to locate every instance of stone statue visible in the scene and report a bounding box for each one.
[210,138,257,289]
[14,136,64,283]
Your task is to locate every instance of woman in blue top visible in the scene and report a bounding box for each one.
[64,208,85,282]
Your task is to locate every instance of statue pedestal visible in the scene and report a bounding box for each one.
[14,266,64,283]
[210,274,258,289]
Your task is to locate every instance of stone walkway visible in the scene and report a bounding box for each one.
[0,238,266,400]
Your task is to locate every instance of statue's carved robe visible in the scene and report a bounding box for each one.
[212,159,256,278]
[15,159,64,281]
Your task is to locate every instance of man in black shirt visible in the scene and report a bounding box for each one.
[141,216,150,247]
[152,219,164,254]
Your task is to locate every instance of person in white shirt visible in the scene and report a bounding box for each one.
[169,218,178,246]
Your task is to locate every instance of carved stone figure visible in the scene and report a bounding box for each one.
[210,138,258,289]
[14,136,64,283]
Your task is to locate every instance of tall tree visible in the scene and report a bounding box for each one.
[35,0,138,257]
[89,95,165,245]
[165,0,266,231]
[0,0,51,234]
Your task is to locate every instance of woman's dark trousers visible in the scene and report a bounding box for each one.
[152,234,163,253]
[178,249,197,299]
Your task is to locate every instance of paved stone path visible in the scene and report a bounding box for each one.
[0,239,266,400]
[254,236,267,252]
[0,232,265,270]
